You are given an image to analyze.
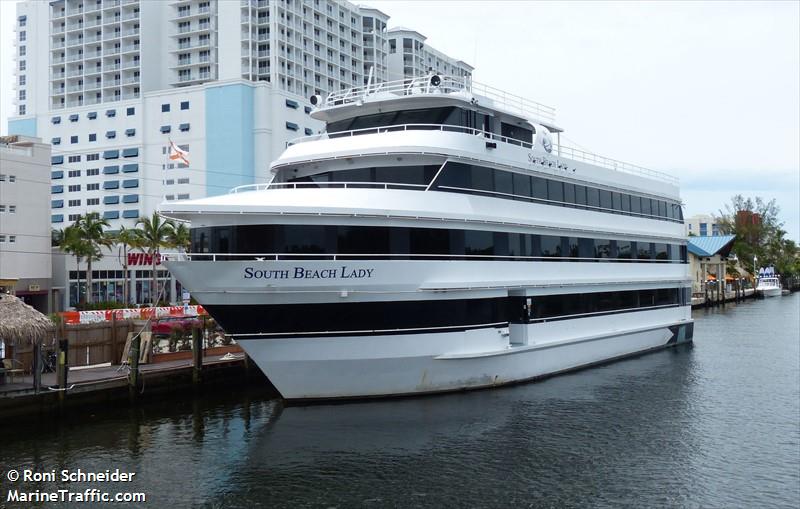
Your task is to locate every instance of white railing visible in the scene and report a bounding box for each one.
[323,75,557,125]
[174,251,684,264]
[230,181,427,193]
[286,123,678,184]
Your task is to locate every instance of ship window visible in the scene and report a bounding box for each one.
[620,193,631,212]
[500,122,533,145]
[637,242,653,260]
[599,189,612,210]
[630,195,641,214]
[540,235,561,257]
[641,197,652,216]
[532,177,548,201]
[612,192,622,211]
[594,239,613,259]
[617,241,633,259]
[548,180,564,202]
[464,230,494,256]
[563,183,576,206]
[654,243,669,260]
[283,165,439,187]
[512,173,530,199]
[574,185,587,207]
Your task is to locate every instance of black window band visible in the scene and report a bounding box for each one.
[190,225,688,263]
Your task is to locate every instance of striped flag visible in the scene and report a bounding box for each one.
[168,140,189,165]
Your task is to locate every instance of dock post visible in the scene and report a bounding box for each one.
[33,339,42,394]
[128,333,140,400]
[110,313,118,365]
[192,326,202,385]
[56,338,69,404]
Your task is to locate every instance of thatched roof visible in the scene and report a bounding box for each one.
[0,293,55,345]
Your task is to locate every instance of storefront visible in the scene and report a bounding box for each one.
[53,246,185,310]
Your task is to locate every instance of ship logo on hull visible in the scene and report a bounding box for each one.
[243,266,375,280]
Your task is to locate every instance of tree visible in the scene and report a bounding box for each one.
[74,213,113,304]
[59,224,92,305]
[168,222,191,253]
[718,194,799,277]
[114,226,143,305]
[136,212,176,306]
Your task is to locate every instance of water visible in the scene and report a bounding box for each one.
[2,294,798,508]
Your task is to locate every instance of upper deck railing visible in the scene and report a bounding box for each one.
[323,75,557,125]
[284,123,679,185]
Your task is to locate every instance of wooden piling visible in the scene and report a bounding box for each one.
[32,339,42,394]
[57,338,69,404]
[192,326,202,385]
[128,334,140,400]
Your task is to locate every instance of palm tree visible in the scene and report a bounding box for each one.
[136,212,176,306]
[59,224,91,306]
[114,226,143,306]
[168,222,191,254]
[75,213,113,304]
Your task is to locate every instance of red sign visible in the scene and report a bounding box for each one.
[127,252,168,266]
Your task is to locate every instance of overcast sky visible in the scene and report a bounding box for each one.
[2,1,798,240]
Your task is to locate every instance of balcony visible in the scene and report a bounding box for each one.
[85,35,102,43]
[52,88,65,94]
[52,26,66,34]
[121,12,139,21]
[67,85,83,93]
[121,60,140,70]
[85,50,103,59]
[67,54,84,62]
[67,36,85,46]
[67,7,84,16]
[52,57,65,64]
[66,23,84,32]
[103,0,121,9]
[104,63,121,71]
[51,72,65,79]
[85,19,103,28]
[104,48,121,55]
[85,82,102,91]
[121,44,139,53]
[105,79,122,87]
[104,32,122,41]
[122,28,140,37]
[67,69,83,77]
[53,41,66,49]
[67,100,84,107]
[85,66,102,75]
[122,76,140,84]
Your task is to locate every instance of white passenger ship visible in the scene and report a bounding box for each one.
[160,75,693,401]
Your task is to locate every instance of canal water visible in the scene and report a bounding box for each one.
[2,294,798,508]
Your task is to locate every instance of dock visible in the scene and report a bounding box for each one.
[0,353,262,418]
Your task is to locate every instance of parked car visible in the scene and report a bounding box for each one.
[151,315,203,337]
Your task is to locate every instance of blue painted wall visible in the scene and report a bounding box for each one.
[205,84,255,196]
[8,118,37,137]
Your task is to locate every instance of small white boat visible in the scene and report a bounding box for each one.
[756,276,782,298]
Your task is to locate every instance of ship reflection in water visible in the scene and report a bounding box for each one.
[2,295,798,508]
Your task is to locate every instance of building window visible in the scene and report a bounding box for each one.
[87,168,99,176]
[68,170,81,177]
[125,128,136,137]
[89,133,97,142]
[68,199,81,207]
[106,109,116,117]
[162,104,170,112]
[180,101,189,110]
[285,99,299,109]
[87,198,100,205]
[68,155,81,163]
[19,60,26,71]
[389,39,396,54]
[19,75,25,86]
[68,185,81,192]
[87,153,99,161]
[18,105,26,115]
[52,200,64,208]
[70,135,78,144]
[52,155,64,164]
[126,107,135,116]
[87,183,99,191]
[104,196,119,205]
[177,193,190,200]
[52,116,61,124]
[122,148,138,157]
[52,215,64,223]
[87,111,97,119]
[160,125,171,133]
[285,122,299,131]
[106,131,116,139]
[18,90,26,100]
[177,178,190,184]
[179,123,190,132]
[52,137,61,145]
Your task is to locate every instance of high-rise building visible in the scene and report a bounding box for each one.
[386,27,473,82]
[684,213,721,237]
[0,135,53,313]
[9,0,472,231]
[6,0,472,309]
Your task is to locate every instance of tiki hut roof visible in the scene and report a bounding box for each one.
[0,293,55,345]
